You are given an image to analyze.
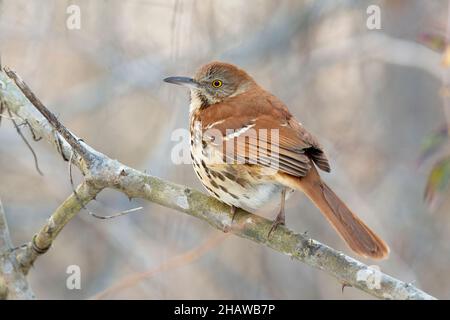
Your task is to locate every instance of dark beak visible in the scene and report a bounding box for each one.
[163,76,199,89]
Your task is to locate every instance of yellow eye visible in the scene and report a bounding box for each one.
[211,79,223,88]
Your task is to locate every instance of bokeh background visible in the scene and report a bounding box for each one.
[0,0,449,299]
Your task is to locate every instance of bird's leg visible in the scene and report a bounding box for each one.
[222,205,238,233]
[268,188,286,237]
[231,205,238,223]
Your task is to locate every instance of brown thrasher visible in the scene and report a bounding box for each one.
[164,61,389,259]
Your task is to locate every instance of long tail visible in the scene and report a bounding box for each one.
[280,166,389,259]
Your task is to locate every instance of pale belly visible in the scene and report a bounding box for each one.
[188,100,293,213]
[190,140,292,212]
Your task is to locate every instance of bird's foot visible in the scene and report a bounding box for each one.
[268,188,286,238]
[222,206,238,233]
[268,214,285,238]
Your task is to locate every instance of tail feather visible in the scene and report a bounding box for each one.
[280,167,389,259]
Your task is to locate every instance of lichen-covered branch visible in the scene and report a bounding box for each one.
[0,199,35,299]
[15,182,102,274]
[110,167,435,300]
[0,68,436,300]
[0,200,13,252]
[3,67,95,167]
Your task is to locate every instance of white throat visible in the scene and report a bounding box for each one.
[189,90,203,113]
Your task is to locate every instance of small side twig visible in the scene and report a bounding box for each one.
[7,109,43,176]
[3,67,94,167]
[19,120,42,141]
[67,151,143,220]
[54,131,69,162]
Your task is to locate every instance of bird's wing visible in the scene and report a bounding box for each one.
[197,89,330,177]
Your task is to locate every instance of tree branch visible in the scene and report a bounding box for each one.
[3,67,95,167]
[15,182,102,274]
[0,199,13,251]
[0,68,436,300]
[0,199,35,299]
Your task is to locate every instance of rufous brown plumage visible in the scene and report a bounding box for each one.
[164,61,389,259]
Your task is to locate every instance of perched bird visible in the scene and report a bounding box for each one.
[164,61,389,259]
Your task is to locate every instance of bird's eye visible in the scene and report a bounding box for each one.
[211,79,223,88]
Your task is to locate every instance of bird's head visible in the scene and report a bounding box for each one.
[164,61,255,106]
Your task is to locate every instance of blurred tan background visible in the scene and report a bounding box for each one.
[0,0,449,299]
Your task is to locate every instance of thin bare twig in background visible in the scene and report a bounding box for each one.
[67,150,143,220]
[6,108,43,175]
[94,221,250,299]
[93,232,229,299]
[3,67,94,167]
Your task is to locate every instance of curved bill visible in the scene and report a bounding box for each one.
[163,76,199,89]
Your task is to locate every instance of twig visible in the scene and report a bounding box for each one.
[7,108,43,175]
[67,150,143,220]
[20,120,42,141]
[3,67,95,167]
[54,132,69,162]
[87,206,143,220]
[0,112,19,121]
